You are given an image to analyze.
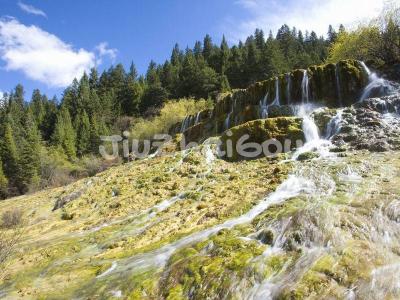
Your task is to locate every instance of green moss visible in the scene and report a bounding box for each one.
[297,151,319,161]
[166,284,185,300]
[220,117,305,161]
[160,229,264,299]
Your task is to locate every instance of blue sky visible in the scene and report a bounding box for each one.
[0,0,385,100]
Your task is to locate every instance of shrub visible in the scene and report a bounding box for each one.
[1,209,23,228]
[131,98,213,140]
[40,146,77,188]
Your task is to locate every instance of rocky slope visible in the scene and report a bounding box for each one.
[0,61,400,299]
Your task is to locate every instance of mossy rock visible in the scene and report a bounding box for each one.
[170,59,368,142]
[297,151,319,161]
[220,117,305,161]
[257,229,274,245]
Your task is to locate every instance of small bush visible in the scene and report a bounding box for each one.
[1,209,23,228]
[61,210,74,220]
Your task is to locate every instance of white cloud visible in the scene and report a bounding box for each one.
[0,90,3,99]
[18,2,47,18]
[96,42,117,64]
[0,19,117,88]
[224,0,385,42]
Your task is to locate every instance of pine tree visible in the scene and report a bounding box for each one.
[0,119,19,192]
[17,110,41,193]
[129,62,138,80]
[328,25,338,44]
[52,107,76,159]
[123,76,143,115]
[76,110,91,156]
[89,68,99,90]
[171,43,183,66]
[193,41,203,59]
[31,89,45,126]
[220,35,230,74]
[41,97,58,141]
[203,34,213,62]
[255,29,265,50]
[78,73,91,113]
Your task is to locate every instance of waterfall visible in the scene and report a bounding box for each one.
[296,105,319,142]
[301,70,310,103]
[259,93,269,119]
[272,77,280,106]
[335,64,343,107]
[225,112,232,130]
[194,112,201,125]
[325,110,343,139]
[359,61,396,102]
[180,116,188,133]
[286,73,291,105]
[225,98,237,130]
[292,104,332,160]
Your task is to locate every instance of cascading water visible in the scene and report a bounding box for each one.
[301,70,310,103]
[286,73,291,105]
[259,93,269,119]
[225,98,237,130]
[359,61,396,102]
[180,116,188,133]
[291,105,334,160]
[101,174,316,279]
[272,77,280,106]
[224,112,232,130]
[194,112,201,125]
[335,64,343,107]
[95,104,336,284]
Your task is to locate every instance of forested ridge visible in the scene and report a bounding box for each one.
[0,14,399,199]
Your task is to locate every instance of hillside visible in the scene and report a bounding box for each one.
[0,59,400,299]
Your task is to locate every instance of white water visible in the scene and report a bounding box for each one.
[97,104,331,281]
[110,290,122,298]
[272,77,280,106]
[203,144,215,165]
[97,261,117,278]
[100,174,315,278]
[225,112,232,130]
[89,191,187,234]
[368,263,400,299]
[335,64,343,107]
[259,92,269,119]
[359,62,396,102]
[180,116,190,133]
[301,70,310,103]
[286,73,291,104]
[195,112,201,125]
[225,98,237,130]
[338,165,362,184]
[292,105,332,160]
[148,193,186,218]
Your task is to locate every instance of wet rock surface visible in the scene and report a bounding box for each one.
[314,94,400,152]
